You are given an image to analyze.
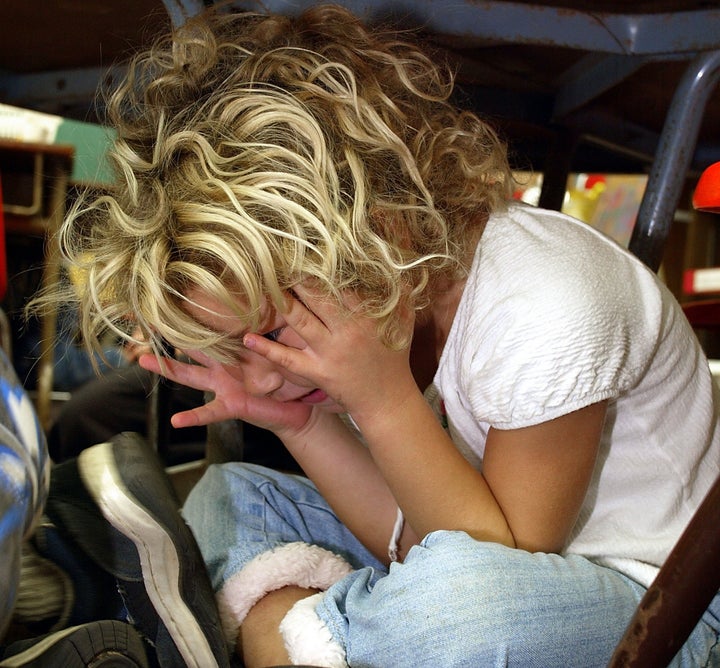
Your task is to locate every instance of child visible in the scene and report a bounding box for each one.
[52,4,720,666]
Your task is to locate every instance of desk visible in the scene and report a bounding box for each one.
[0,140,75,430]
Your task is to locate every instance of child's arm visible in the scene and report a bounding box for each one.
[246,286,607,558]
[275,378,605,558]
[352,391,606,554]
[481,401,607,552]
[140,342,604,560]
[139,347,419,562]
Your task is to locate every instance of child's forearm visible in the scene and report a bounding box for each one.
[351,386,516,550]
[280,410,420,563]
[281,390,515,562]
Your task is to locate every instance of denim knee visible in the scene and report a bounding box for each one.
[182,463,384,647]
[316,530,647,668]
[184,463,319,586]
[183,463,380,584]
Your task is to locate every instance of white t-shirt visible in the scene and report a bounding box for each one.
[433,203,720,586]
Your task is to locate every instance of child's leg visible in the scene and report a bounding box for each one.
[239,584,318,667]
[184,467,720,667]
[303,530,720,668]
[181,462,385,659]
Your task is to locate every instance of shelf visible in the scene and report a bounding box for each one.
[0,139,74,429]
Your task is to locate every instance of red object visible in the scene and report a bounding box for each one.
[683,267,720,295]
[685,163,720,330]
[692,161,720,212]
[584,174,606,189]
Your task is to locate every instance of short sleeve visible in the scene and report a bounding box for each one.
[437,205,664,431]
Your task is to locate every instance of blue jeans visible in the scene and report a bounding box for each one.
[183,463,720,667]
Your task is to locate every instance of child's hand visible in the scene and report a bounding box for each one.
[137,350,313,433]
[243,285,418,424]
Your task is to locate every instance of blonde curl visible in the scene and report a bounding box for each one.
[47,3,512,359]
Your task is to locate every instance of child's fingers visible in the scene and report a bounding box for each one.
[282,287,329,335]
[179,348,214,368]
[283,284,364,342]
[289,284,367,330]
[137,352,213,391]
[170,407,204,428]
[242,333,304,372]
[137,352,164,375]
[171,401,230,428]
[291,283,363,309]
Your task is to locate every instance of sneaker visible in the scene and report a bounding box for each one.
[11,537,74,633]
[0,619,150,667]
[76,433,231,668]
[19,516,126,633]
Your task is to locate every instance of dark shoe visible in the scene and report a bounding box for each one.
[30,518,125,628]
[77,433,231,668]
[11,535,74,635]
[0,619,149,667]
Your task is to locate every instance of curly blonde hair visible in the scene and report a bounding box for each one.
[55,3,512,359]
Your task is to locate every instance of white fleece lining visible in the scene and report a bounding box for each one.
[216,542,353,646]
[280,592,348,668]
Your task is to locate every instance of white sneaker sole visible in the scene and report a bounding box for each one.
[78,441,218,668]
